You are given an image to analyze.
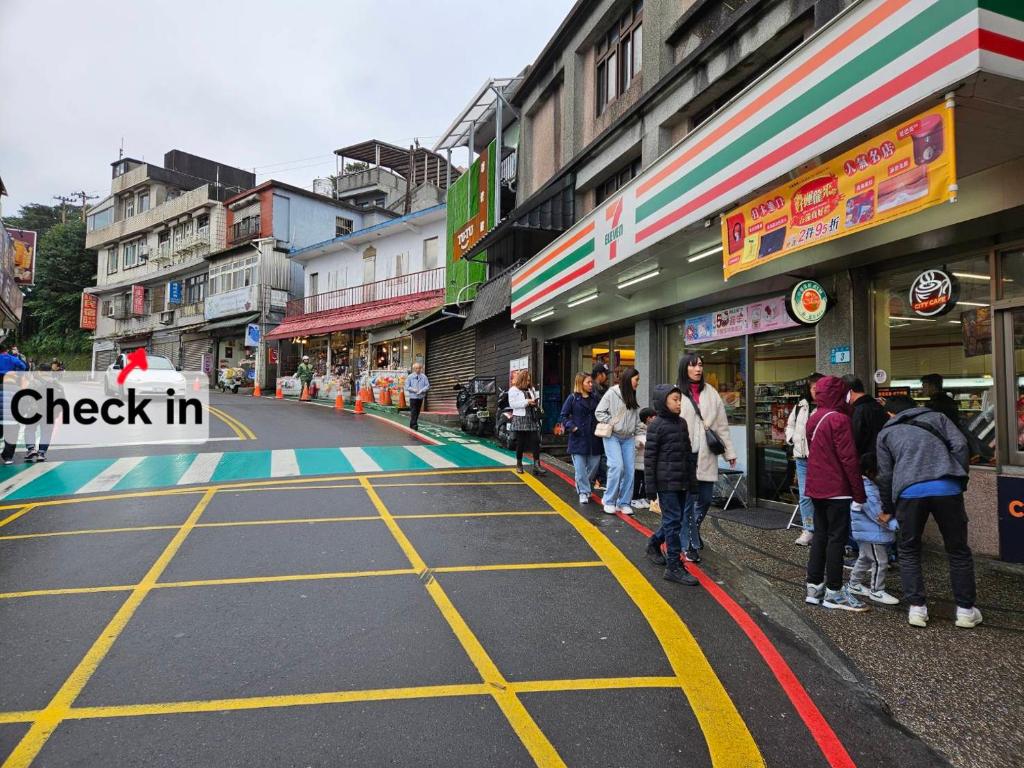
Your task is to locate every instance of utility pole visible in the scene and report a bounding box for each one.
[404,145,414,215]
[52,195,75,224]
[69,191,99,222]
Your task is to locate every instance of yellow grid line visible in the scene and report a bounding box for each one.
[360,475,567,767]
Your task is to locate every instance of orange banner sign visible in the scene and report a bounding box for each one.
[722,104,957,279]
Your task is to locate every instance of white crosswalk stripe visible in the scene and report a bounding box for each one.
[339,447,381,473]
[0,461,63,501]
[76,456,146,495]
[404,445,457,469]
[463,443,518,466]
[177,452,223,485]
[270,449,300,478]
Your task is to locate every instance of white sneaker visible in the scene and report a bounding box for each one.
[636,499,650,509]
[579,493,590,505]
[630,500,644,509]
[868,589,900,605]
[805,582,825,605]
[848,583,871,599]
[602,504,618,515]
[823,586,869,612]
[794,530,813,546]
[618,504,635,516]
[955,606,983,628]
[908,605,929,627]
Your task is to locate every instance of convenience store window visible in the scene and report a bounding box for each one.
[874,254,996,466]
[580,335,636,384]
[1009,310,1024,463]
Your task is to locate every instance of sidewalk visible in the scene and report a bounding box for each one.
[626,500,1023,768]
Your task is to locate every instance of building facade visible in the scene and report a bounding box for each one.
[508,0,1024,560]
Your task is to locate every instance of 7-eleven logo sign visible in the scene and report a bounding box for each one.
[604,198,624,261]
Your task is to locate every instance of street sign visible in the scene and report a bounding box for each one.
[245,323,261,347]
[169,281,182,305]
[829,345,851,364]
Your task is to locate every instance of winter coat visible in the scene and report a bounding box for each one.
[805,376,866,503]
[509,386,540,417]
[644,385,696,495]
[596,385,641,438]
[851,477,897,544]
[635,424,647,470]
[926,391,962,428]
[0,353,27,377]
[679,381,737,482]
[296,363,314,384]
[875,406,969,512]
[851,395,889,460]
[559,392,603,456]
[785,398,811,459]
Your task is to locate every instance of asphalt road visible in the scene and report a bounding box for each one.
[0,397,942,767]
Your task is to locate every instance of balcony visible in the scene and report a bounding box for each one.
[86,185,215,249]
[177,300,205,319]
[230,216,261,244]
[286,267,445,318]
[152,227,211,267]
[335,166,407,199]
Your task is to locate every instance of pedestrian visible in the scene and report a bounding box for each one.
[558,371,602,504]
[591,362,611,489]
[643,385,699,586]
[631,407,656,509]
[843,375,889,462]
[296,355,314,397]
[50,357,60,372]
[595,366,641,516]
[24,371,59,463]
[803,375,869,611]
[875,394,981,628]
[787,372,824,546]
[0,345,28,465]
[848,453,899,605]
[508,370,546,476]
[920,373,961,427]
[677,353,737,563]
[405,362,429,431]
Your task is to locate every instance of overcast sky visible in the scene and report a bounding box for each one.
[0,0,573,215]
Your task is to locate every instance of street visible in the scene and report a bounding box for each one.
[0,394,943,767]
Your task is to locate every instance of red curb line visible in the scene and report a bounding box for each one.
[539,459,856,768]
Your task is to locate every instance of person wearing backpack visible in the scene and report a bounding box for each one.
[875,395,980,629]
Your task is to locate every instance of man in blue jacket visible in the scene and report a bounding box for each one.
[0,345,28,464]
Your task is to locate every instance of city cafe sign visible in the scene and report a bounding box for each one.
[910,268,960,317]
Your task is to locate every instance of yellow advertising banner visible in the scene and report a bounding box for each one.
[722,104,956,279]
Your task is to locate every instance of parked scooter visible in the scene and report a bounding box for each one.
[495,387,515,449]
[453,376,496,436]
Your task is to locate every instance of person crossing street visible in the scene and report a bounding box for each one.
[296,355,314,398]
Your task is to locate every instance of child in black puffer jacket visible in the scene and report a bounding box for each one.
[643,384,699,586]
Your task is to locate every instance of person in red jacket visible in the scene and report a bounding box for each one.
[804,375,869,612]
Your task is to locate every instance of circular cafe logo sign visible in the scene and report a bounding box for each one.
[910,268,959,317]
[787,280,829,325]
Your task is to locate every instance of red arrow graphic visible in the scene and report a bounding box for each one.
[117,348,148,385]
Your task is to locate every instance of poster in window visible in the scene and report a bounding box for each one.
[961,307,992,358]
[771,402,791,443]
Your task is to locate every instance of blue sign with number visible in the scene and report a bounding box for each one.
[829,345,851,364]
[168,281,182,305]
[245,323,261,347]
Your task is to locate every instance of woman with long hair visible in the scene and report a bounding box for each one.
[559,372,603,504]
[786,372,824,546]
[595,366,642,515]
[508,369,546,475]
[676,353,737,562]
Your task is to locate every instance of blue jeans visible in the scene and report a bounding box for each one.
[795,457,814,532]
[570,453,601,496]
[684,480,715,552]
[602,435,635,506]
[652,490,686,564]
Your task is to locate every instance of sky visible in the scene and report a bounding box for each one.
[0,0,574,215]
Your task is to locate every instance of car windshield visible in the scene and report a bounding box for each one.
[147,357,175,371]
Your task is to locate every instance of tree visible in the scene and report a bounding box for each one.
[4,203,69,240]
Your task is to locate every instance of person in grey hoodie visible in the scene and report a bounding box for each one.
[876,395,981,629]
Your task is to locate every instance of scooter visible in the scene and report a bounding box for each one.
[453,377,496,436]
[495,388,515,449]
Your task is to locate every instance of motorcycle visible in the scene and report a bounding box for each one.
[217,366,244,394]
[453,376,496,436]
[495,387,515,449]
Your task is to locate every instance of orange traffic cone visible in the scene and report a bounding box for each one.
[381,388,392,406]
[193,376,201,392]
[300,384,310,402]
[335,393,344,411]
[397,389,406,409]
[275,382,283,399]
[252,382,261,398]
[354,394,364,414]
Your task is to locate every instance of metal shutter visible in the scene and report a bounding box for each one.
[94,347,117,373]
[151,332,179,366]
[425,325,476,412]
[182,338,209,373]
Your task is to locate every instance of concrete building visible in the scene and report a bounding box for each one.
[84,150,254,371]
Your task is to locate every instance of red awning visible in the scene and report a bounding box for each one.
[265,292,444,340]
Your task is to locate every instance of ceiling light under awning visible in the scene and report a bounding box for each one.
[617,270,660,290]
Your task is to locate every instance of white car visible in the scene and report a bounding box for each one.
[104,353,187,397]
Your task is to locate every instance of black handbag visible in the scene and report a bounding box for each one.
[686,393,727,456]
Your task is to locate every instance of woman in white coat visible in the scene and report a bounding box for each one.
[595,367,642,516]
[677,353,736,562]
[785,372,824,546]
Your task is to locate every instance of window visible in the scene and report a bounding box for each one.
[423,237,439,270]
[87,207,113,232]
[1000,248,1024,300]
[122,195,135,219]
[1008,309,1024,462]
[106,248,118,275]
[336,217,354,237]
[101,299,111,317]
[137,191,149,213]
[309,272,319,296]
[208,255,257,295]
[122,241,138,269]
[595,158,642,205]
[363,246,376,284]
[196,213,209,232]
[596,0,643,115]
[183,274,206,304]
[395,252,408,278]
[232,215,260,242]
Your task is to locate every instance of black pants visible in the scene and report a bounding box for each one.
[1,420,19,461]
[896,494,976,608]
[807,499,852,591]
[515,430,540,466]
[408,398,424,430]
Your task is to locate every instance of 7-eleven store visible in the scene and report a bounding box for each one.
[512,0,1024,561]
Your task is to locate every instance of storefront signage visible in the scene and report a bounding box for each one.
[722,104,957,280]
[245,323,261,347]
[786,280,828,325]
[684,295,797,345]
[829,345,850,365]
[509,355,529,386]
[997,475,1024,564]
[205,285,257,320]
[876,387,910,400]
[445,141,494,303]
[131,284,146,316]
[79,292,98,331]
[168,281,182,305]
[6,228,37,285]
[873,369,888,385]
[910,268,959,316]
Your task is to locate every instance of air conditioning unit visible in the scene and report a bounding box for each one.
[159,310,174,325]
[138,246,149,262]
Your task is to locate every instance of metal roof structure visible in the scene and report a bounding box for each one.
[334,140,460,190]
[432,77,523,153]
